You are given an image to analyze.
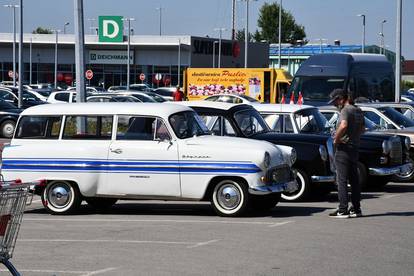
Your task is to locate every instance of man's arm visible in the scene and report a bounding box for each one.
[334,119,348,144]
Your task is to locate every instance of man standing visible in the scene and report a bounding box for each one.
[328,89,365,218]
[173,85,184,101]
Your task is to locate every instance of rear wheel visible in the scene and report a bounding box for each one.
[282,169,310,201]
[42,181,82,215]
[1,120,15,138]
[211,179,249,217]
[86,198,117,210]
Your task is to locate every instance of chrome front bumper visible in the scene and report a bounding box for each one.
[311,175,336,183]
[368,162,413,176]
[249,180,298,195]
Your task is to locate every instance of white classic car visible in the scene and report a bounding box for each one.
[1,103,297,216]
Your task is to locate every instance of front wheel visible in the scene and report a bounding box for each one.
[211,179,249,217]
[282,169,310,201]
[1,120,16,138]
[42,181,82,215]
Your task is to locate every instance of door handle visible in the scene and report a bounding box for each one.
[110,148,123,154]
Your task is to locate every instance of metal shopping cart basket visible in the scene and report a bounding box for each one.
[0,176,42,276]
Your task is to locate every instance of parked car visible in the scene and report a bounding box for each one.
[107,86,127,92]
[47,91,77,103]
[153,87,175,101]
[204,94,260,104]
[319,104,414,183]
[67,86,105,93]
[0,87,46,108]
[178,101,334,201]
[1,103,297,216]
[108,91,159,103]
[87,95,140,102]
[130,84,152,92]
[0,100,22,138]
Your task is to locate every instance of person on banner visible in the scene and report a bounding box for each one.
[173,85,184,101]
[328,89,365,219]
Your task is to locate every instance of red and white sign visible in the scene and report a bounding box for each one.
[85,69,93,80]
[139,73,146,81]
[155,73,162,81]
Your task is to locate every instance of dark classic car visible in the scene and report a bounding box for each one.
[178,101,335,201]
[0,100,23,138]
[270,104,414,186]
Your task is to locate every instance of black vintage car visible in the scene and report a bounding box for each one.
[179,101,336,201]
[253,104,413,188]
[0,100,23,138]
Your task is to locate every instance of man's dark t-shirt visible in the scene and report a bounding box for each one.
[337,104,364,146]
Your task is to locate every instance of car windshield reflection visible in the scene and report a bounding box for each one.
[233,109,269,137]
[169,111,210,139]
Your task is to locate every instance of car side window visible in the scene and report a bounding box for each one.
[55,93,70,102]
[16,116,62,139]
[0,90,15,101]
[364,111,392,129]
[284,115,294,133]
[223,118,236,136]
[63,115,113,139]
[154,119,171,141]
[117,116,169,141]
[262,114,281,132]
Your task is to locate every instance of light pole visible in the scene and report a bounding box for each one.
[4,4,19,87]
[177,38,181,87]
[278,0,282,68]
[52,29,60,89]
[18,0,23,108]
[29,37,32,84]
[74,0,86,103]
[63,22,70,34]
[122,18,135,90]
[395,0,402,102]
[86,18,95,35]
[379,19,387,55]
[214,28,226,68]
[156,6,163,35]
[357,14,366,53]
[241,0,257,68]
[212,41,219,68]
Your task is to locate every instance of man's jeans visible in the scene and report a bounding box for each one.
[335,144,361,212]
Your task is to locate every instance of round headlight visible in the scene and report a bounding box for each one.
[382,140,391,154]
[405,137,411,150]
[290,148,297,165]
[319,145,328,161]
[263,152,270,168]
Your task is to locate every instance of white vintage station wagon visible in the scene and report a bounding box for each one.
[1,103,297,216]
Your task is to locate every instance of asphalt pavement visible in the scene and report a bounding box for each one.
[1,182,413,276]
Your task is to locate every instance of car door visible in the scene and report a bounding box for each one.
[102,115,181,197]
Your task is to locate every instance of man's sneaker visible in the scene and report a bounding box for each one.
[349,207,362,218]
[329,209,350,218]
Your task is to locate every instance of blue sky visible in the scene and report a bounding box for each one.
[0,0,412,58]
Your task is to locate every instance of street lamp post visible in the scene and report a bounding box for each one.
[212,41,218,68]
[240,0,257,68]
[177,38,181,87]
[122,18,135,90]
[3,4,19,87]
[278,0,282,68]
[53,29,60,89]
[214,28,226,68]
[18,0,23,108]
[357,14,366,53]
[74,0,86,103]
[156,6,163,35]
[63,22,70,34]
[29,37,32,84]
[380,19,387,55]
[395,0,402,102]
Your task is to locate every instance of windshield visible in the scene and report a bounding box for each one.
[169,111,210,139]
[294,108,331,134]
[378,107,414,128]
[233,109,269,137]
[288,76,345,101]
[238,94,259,102]
[0,100,17,109]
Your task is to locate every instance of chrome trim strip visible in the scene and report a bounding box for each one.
[248,180,298,195]
[368,162,413,176]
[311,175,335,183]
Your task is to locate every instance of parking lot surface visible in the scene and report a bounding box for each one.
[1,182,414,276]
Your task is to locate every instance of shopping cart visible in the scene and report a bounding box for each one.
[0,176,43,276]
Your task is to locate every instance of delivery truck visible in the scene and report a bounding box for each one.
[183,68,292,103]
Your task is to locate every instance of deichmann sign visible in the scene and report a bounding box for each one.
[89,50,134,65]
[98,16,124,43]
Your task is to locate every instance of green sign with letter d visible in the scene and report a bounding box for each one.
[98,16,124,43]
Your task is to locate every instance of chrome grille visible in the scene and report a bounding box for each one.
[389,137,403,165]
[266,165,293,184]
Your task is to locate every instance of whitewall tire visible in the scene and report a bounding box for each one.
[211,179,249,217]
[42,181,82,215]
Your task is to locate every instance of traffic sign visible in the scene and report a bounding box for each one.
[139,73,146,81]
[85,69,94,80]
[155,73,162,81]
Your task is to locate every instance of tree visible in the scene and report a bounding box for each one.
[32,27,53,34]
[235,29,254,42]
[253,2,306,44]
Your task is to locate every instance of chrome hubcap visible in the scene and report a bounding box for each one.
[3,124,14,135]
[48,184,71,208]
[217,184,241,210]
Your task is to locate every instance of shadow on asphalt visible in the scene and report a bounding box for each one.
[383,183,414,193]
[362,211,414,218]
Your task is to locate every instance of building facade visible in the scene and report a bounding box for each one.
[0,33,268,88]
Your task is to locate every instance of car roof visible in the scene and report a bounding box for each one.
[21,102,192,117]
[253,103,316,113]
[356,102,413,108]
[177,100,241,111]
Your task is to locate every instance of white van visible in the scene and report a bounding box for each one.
[1,103,297,216]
